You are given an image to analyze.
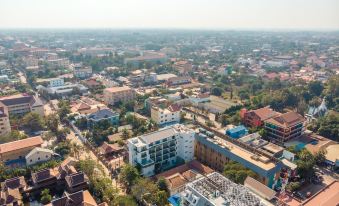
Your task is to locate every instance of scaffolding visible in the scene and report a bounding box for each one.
[187,172,267,206]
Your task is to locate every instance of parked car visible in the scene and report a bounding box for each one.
[293,191,306,200]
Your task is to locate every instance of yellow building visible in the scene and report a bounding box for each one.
[103,86,136,105]
[0,94,44,116]
[0,106,11,136]
[0,136,43,163]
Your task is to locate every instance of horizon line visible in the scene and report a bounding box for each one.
[0,27,339,32]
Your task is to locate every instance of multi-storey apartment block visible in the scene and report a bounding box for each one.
[264,111,306,144]
[127,124,195,176]
[151,104,181,126]
[104,86,136,105]
[0,106,11,136]
[0,94,44,116]
[73,64,92,79]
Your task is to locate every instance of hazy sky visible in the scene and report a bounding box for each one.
[0,0,338,30]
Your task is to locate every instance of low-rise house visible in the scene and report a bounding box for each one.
[240,107,280,127]
[155,160,213,195]
[98,142,124,158]
[226,125,249,139]
[56,157,78,181]
[0,93,44,116]
[25,147,57,166]
[188,93,210,106]
[47,190,99,206]
[37,83,89,99]
[87,108,119,128]
[70,97,107,115]
[82,78,103,90]
[0,136,43,165]
[31,168,57,188]
[0,106,11,136]
[65,172,89,193]
[167,76,191,86]
[0,176,27,206]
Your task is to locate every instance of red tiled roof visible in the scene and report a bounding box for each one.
[249,107,280,121]
[265,111,306,128]
[168,103,181,112]
[0,136,43,154]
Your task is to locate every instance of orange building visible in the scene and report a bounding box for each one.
[0,136,43,163]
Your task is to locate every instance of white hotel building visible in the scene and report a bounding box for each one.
[127,124,195,176]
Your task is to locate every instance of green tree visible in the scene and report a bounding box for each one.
[22,112,44,132]
[54,140,71,156]
[121,128,131,140]
[0,130,28,144]
[314,150,327,165]
[119,164,140,190]
[211,87,223,96]
[45,114,60,133]
[296,149,316,181]
[131,178,158,202]
[308,81,324,96]
[157,177,169,193]
[40,189,52,204]
[309,112,339,142]
[155,190,169,206]
[219,114,229,126]
[77,158,98,177]
[114,195,137,206]
[57,100,71,121]
[223,161,258,184]
[286,182,301,192]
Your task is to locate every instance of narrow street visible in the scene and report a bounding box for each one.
[66,124,124,194]
[17,72,27,84]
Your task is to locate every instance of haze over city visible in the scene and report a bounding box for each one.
[0,1,338,206]
[0,0,339,30]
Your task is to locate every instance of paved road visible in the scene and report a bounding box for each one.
[67,123,124,193]
[17,72,27,84]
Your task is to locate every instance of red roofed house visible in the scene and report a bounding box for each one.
[240,107,280,127]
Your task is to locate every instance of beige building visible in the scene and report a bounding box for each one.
[0,106,11,136]
[0,136,43,163]
[151,104,181,126]
[0,94,44,116]
[103,86,136,105]
[25,147,55,166]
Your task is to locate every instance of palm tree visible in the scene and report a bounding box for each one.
[70,142,83,159]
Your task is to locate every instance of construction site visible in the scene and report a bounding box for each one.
[181,172,272,206]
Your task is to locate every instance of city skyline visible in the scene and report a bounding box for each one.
[0,0,338,30]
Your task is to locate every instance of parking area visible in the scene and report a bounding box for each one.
[296,166,338,201]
